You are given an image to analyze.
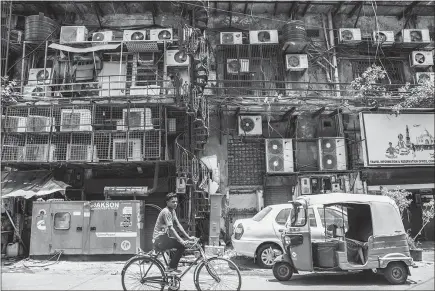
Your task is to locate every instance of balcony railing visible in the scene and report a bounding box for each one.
[13,77,189,103]
[1,103,169,163]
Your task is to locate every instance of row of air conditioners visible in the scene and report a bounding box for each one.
[226,54,309,74]
[220,30,279,44]
[2,144,97,162]
[339,28,431,46]
[264,137,347,174]
[3,141,145,162]
[60,26,174,43]
[5,108,153,132]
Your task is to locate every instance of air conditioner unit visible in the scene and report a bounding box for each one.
[60,26,88,44]
[27,115,55,132]
[318,138,347,171]
[339,28,362,44]
[150,28,173,41]
[129,85,161,96]
[28,68,53,85]
[123,30,146,41]
[410,51,434,67]
[285,54,308,71]
[165,50,189,66]
[6,116,27,132]
[220,32,243,44]
[60,109,92,132]
[238,115,262,136]
[1,145,25,162]
[227,59,249,74]
[92,31,114,42]
[402,29,431,43]
[265,138,294,173]
[372,31,395,46]
[117,108,153,131]
[249,30,278,44]
[67,144,98,162]
[112,138,142,161]
[23,85,52,99]
[300,177,311,195]
[24,144,56,162]
[176,177,187,194]
[415,72,435,84]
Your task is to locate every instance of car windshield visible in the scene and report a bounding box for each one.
[252,206,272,222]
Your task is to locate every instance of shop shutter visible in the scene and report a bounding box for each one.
[264,186,291,206]
[143,194,166,251]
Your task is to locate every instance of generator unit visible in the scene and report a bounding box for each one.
[29,200,145,256]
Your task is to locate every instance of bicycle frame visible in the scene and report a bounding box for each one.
[128,240,221,289]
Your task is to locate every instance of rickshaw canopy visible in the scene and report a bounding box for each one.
[294,193,406,237]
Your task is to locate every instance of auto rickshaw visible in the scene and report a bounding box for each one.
[273,193,414,285]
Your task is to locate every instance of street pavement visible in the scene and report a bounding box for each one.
[1,251,434,290]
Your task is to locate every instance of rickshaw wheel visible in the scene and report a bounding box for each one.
[273,262,293,281]
[384,262,408,285]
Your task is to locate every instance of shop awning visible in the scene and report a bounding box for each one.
[1,171,70,199]
[48,43,121,53]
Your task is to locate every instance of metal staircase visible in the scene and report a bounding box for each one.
[174,22,212,234]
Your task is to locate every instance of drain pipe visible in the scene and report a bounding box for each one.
[327,11,341,98]
[145,162,160,195]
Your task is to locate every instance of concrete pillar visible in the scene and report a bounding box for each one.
[208,193,224,246]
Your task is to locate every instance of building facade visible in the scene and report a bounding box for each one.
[1,1,434,255]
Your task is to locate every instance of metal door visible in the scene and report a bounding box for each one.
[264,186,291,206]
[29,202,52,255]
[287,203,313,271]
[50,202,84,255]
[88,201,117,254]
[114,201,139,254]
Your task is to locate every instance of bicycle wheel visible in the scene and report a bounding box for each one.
[121,256,166,291]
[195,257,242,291]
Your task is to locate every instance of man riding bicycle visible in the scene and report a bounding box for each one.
[152,192,195,274]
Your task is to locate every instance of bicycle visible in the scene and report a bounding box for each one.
[121,238,242,291]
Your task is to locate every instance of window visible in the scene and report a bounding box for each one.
[351,60,405,87]
[54,212,71,230]
[275,208,291,225]
[318,208,348,229]
[308,208,317,227]
[287,204,307,227]
[252,206,272,222]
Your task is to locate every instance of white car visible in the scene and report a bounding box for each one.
[231,203,347,268]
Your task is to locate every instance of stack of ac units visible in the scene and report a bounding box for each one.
[338,28,362,45]
[318,138,347,171]
[60,26,88,43]
[410,51,434,67]
[112,138,142,161]
[117,108,153,131]
[238,115,262,136]
[265,139,294,173]
[67,144,98,162]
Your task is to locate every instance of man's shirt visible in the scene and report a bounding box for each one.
[152,207,180,241]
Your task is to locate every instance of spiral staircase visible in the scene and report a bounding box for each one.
[174,6,212,236]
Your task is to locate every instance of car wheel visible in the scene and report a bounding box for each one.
[257,244,282,269]
[273,262,293,281]
[383,262,408,285]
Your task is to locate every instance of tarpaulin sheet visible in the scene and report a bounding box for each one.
[48,43,121,53]
[1,171,70,199]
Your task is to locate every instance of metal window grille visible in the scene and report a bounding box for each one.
[216,44,286,96]
[227,138,265,186]
[351,60,405,87]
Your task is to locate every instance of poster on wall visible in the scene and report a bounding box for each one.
[360,112,435,167]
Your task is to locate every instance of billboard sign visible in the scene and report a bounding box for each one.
[360,112,435,167]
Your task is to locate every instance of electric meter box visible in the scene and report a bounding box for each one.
[29,200,145,256]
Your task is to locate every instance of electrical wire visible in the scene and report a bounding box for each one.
[22,250,63,268]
